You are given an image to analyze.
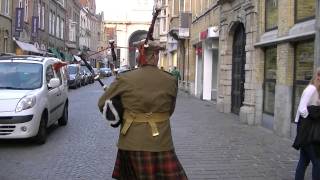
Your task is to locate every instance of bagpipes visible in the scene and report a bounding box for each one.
[136,5,161,65]
[81,4,162,128]
[79,44,123,128]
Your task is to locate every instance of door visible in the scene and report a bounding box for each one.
[197,53,204,99]
[46,64,62,124]
[231,24,246,114]
[55,66,67,118]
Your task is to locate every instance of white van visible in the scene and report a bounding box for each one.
[0,55,69,144]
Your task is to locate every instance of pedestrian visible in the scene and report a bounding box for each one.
[160,66,164,71]
[171,66,181,81]
[98,40,188,180]
[293,67,320,180]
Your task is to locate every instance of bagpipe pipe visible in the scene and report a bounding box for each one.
[79,41,123,128]
[80,4,162,128]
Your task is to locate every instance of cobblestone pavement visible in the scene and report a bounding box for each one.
[0,77,308,180]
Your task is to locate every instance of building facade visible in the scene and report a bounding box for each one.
[191,0,220,100]
[66,0,81,52]
[163,0,318,138]
[48,0,66,51]
[254,0,317,137]
[0,0,13,53]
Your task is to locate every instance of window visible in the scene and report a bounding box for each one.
[172,0,178,16]
[1,0,10,16]
[263,47,277,115]
[24,0,28,22]
[60,19,64,39]
[18,0,22,8]
[46,65,54,84]
[292,40,315,120]
[56,16,60,38]
[52,13,55,35]
[41,4,44,30]
[265,0,278,31]
[295,0,315,22]
[179,0,185,12]
[49,11,52,34]
[38,2,41,28]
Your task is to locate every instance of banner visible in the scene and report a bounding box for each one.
[32,16,39,37]
[15,8,24,32]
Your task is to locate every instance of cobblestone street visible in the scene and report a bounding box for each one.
[0,78,307,180]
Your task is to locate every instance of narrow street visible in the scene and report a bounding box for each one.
[0,78,307,180]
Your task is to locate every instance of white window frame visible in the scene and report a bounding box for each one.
[49,11,52,34]
[60,19,64,39]
[56,16,60,38]
[38,2,41,28]
[52,13,55,36]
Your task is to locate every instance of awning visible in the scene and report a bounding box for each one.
[15,40,40,54]
[73,55,82,62]
[48,48,63,59]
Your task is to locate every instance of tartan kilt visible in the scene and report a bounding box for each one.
[112,149,188,180]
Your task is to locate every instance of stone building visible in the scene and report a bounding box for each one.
[217,0,259,127]
[168,0,192,88]
[0,0,13,53]
[66,0,81,52]
[48,0,66,52]
[254,0,317,138]
[190,0,220,100]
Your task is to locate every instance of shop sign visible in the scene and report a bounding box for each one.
[200,30,208,41]
[208,26,219,38]
[196,47,202,55]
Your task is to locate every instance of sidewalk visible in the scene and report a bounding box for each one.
[171,92,307,180]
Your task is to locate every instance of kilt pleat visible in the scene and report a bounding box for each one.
[112,149,188,180]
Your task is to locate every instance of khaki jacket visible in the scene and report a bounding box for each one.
[98,65,178,152]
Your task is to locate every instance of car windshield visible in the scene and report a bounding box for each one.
[0,62,43,90]
[68,66,77,74]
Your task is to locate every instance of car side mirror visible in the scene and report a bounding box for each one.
[48,78,60,88]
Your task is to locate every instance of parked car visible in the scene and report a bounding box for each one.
[0,55,69,144]
[81,65,94,84]
[67,64,81,88]
[80,66,89,86]
[99,67,112,77]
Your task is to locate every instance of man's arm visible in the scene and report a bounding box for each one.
[97,76,126,112]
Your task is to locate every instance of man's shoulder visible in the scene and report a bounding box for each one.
[118,68,138,76]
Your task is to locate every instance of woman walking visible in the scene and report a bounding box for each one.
[293,68,320,180]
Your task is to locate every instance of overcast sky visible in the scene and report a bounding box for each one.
[96,0,154,22]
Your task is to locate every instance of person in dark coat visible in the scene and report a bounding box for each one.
[98,40,188,180]
[293,67,320,180]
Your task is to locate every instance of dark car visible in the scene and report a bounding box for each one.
[67,64,81,88]
[81,65,94,84]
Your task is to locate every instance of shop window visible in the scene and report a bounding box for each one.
[295,0,315,23]
[265,0,278,31]
[292,40,315,121]
[263,46,277,115]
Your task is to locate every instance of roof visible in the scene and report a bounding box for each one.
[0,55,59,63]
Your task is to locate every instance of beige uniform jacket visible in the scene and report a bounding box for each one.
[98,65,178,152]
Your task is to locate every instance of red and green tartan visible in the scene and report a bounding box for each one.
[112,149,188,180]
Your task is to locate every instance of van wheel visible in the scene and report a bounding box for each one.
[58,104,68,126]
[34,114,47,145]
